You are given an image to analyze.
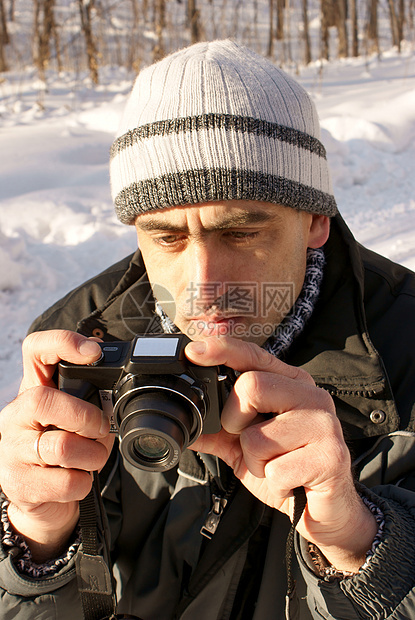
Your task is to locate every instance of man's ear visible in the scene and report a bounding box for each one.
[307,215,330,249]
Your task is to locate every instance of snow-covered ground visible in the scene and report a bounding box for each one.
[1,49,415,406]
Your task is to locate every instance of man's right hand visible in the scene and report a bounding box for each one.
[0,330,113,563]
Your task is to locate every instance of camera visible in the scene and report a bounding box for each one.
[58,334,232,472]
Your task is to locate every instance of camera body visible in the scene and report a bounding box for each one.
[58,334,230,472]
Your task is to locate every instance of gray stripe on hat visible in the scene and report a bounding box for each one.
[110,113,327,160]
[114,168,338,224]
[110,128,333,199]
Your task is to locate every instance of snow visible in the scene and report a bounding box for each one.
[1,50,415,406]
[301,50,415,269]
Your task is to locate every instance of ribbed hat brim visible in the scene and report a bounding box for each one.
[111,113,337,223]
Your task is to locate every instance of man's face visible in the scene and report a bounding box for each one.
[135,200,328,346]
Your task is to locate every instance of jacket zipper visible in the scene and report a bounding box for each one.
[317,383,384,398]
[200,494,229,539]
[200,474,237,539]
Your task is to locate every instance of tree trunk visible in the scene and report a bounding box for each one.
[320,0,335,60]
[276,0,284,40]
[397,0,405,45]
[0,0,8,71]
[336,0,348,58]
[0,0,8,43]
[33,0,56,80]
[51,8,62,73]
[366,0,379,55]
[127,0,140,70]
[267,0,274,57]
[388,0,400,49]
[285,0,293,64]
[7,0,14,21]
[302,0,312,64]
[350,0,358,56]
[153,0,165,61]
[78,0,99,84]
[188,0,201,44]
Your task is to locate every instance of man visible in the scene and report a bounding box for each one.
[0,40,415,619]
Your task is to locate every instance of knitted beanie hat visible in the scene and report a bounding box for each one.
[110,40,338,224]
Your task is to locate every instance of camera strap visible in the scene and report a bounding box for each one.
[76,472,117,620]
[284,486,307,619]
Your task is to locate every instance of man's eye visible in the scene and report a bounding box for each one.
[153,234,178,244]
[225,231,259,240]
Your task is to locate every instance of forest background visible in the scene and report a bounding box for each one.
[0,0,413,80]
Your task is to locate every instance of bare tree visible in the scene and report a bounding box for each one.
[388,0,400,49]
[51,5,62,72]
[302,0,312,64]
[33,0,56,80]
[337,0,348,58]
[285,0,293,65]
[78,0,99,84]
[153,0,165,61]
[188,0,202,44]
[0,0,8,71]
[7,0,14,22]
[276,0,285,40]
[267,0,274,57]
[130,0,147,26]
[397,0,405,46]
[350,0,359,56]
[126,0,141,70]
[366,0,380,54]
[409,0,414,30]
[321,0,335,60]
[321,0,349,60]
[252,0,259,43]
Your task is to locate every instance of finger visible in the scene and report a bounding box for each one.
[32,429,110,470]
[3,465,94,506]
[7,386,110,439]
[20,330,102,391]
[240,407,346,479]
[185,336,315,385]
[221,370,335,434]
[262,441,351,504]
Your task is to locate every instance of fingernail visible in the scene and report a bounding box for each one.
[78,339,101,358]
[186,341,207,355]
[99,414,110,436]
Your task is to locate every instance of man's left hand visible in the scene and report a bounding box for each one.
[186,336,377,573]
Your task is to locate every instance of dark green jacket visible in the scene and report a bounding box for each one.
[2,216,415,619]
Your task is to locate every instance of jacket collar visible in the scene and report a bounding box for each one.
[77,250,163,340]
[287,215,385,390]
[286,215,399,437]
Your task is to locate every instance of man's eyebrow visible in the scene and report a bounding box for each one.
[135,209,281,232]
[212,210,280,229]
[135,219,187,232]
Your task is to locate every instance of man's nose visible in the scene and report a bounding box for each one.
[189,241,219,282]
[185,241,227,306]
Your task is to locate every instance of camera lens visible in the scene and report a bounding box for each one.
[116,388,203,472]
[134,435,170,461]
[123,411,184,470]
